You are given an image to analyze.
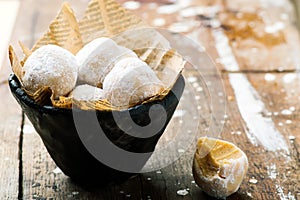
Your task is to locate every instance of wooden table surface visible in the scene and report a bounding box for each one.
[0,0,299,199]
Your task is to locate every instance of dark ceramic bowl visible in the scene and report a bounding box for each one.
[9,74,185,185]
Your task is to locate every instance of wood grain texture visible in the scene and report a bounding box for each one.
[21,71,300,200]
[4,0,300,199]
[222,72,300,200]
[0,83,22,199]
[21,73,248,200]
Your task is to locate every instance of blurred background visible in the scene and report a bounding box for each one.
[0,0,19,68]
[0,0,299,199]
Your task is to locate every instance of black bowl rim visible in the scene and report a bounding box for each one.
[8,73,183,114]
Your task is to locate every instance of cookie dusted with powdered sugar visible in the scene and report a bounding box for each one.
[193,137,248,198]
[76,37,137,87]
[69,84,105,101]
[22,45,78,99]
[103,57,164,107]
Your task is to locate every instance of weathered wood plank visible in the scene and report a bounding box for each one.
[221,72,300,200]
[22,71,300,200]
[21,73,213,199]
[246,72,300,198]
[5,0,299,79]
[12,0,300,200]
[124,0,300,72]
[0,83,22,199]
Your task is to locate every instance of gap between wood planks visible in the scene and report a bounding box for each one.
[221,69,297,74]
[18,112,25,200]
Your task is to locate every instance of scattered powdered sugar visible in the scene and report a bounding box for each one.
[231,131,242,135]
[276,185,296,200]
[267,163,277,179]
[177,149,185,153]
[285,120,292,124]
[249,177,258,184]
[168,20,200,33]
[247,192,253,197]
[288,135,296,140]
[281,109,292,115]
[72,191,79,195]
[282,73,297,84]
[265,22,285,33]
[187,76,197,83]
[122,1,141,10]
[52,167,62,174]
[195,96,201,100]
[177,189,189,196]
[173,110,186,118]
[23,124,35,134]
[157,4,181,14]
[157,0,192,14]
[289,106,296,112]
[179,6,220,18]
[264,73,276,81]
[152,18,166,27]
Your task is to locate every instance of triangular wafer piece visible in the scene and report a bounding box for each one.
[19,41,32,66]
[51,96,73,109]
[79,0,144,44]
[32,2,83,54]
[9,0,185,110]
[31,30,58,52]
[28,86,52,105]
[157,49,186,88]
[9,46,23,81]
[19,41,31,58]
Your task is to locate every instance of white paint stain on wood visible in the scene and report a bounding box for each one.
[267,163,277,179]
[276,185,296,200]
[173,110,186,118]
[212,29,239,71]
[212,28,289,153]
[229,73,289,153]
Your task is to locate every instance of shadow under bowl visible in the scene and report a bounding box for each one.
[8,74,185,186]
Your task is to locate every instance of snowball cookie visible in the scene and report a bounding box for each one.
[103,57,164,107]
[192,137,248,198]
[69,84,105,101]
[22,45,78,99]
[76,37,137,87]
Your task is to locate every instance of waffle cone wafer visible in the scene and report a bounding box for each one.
[78,0,144,43]
[18,41,31,65]
[28,87,53,105]
[9,46,23,81]
[9,0,185,111]
[32,2,83,54]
